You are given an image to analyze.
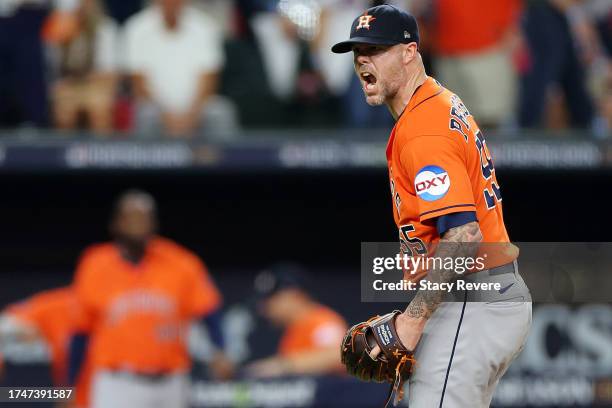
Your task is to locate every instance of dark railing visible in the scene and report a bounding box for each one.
[0,129,609,171]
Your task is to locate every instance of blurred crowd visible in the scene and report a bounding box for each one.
[0,0,611,138]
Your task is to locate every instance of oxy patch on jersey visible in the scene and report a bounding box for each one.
[415,165,450,202]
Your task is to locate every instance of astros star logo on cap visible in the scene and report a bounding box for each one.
[356,11,376,30]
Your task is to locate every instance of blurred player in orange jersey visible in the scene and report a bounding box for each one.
[0,286,92,407]
[245,263,347,378]
[69,190,233,408]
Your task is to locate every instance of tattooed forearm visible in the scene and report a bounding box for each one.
[405,221,482,319]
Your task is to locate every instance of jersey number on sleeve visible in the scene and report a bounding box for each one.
[399,224,428,256]
[474,130,502,209]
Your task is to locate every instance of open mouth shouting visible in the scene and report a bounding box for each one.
[361,71,378,93]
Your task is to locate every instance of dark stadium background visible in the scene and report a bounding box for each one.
[4,168,610,281]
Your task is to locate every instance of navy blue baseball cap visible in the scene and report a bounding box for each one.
[253,262,308,300]
[331,4,419,54]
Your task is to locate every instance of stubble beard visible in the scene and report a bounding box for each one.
[365,84,387,106]
[366,93,386,106]
[364,78,398,107]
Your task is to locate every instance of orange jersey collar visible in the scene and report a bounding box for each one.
[405,76,444,113]
[387,76,443,159]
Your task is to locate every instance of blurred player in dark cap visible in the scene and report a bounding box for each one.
[244,263,347,378]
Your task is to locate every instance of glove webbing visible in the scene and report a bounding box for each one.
[349,314,416,408]
[383,353,415,407]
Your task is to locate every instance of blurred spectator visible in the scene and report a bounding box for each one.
[69,190,233,408]
[124,0,238,138]
[252,0,338,127]
[592,66,612,137]
[216,0,286,127]
[519,0,597,129]
[585,0,612,137]
[193,0,234,38]
[591,0,612,54]
[245,263,347,378]
[252,0,404,128]
[0,287,93,407]
[103,0,142,24]
[42,5,80,45]
[429,0,522,129]
[49,0,119,134]
[0,1,64,128]
[250,1,303,101]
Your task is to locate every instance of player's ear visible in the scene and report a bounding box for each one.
[402,43,417,64]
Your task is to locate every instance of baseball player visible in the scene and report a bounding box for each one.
[0,286,92,407]
[245,264,347,378]
[332,5,532,407]
[69,190,233,408]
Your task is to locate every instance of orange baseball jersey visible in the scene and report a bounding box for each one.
[278,305,347,357]
[387,77,518,280]
[73,236,222,374]
[5,287,80,386]
[5,287,94,408]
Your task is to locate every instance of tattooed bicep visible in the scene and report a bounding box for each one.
[441,221,482,243]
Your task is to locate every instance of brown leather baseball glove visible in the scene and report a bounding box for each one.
[340,310,416,407]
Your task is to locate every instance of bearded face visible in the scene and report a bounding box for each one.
[353,44,406,106]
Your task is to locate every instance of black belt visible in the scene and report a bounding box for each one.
[475,259,518,277]
[461,259,530,302]
[110,370,173,382]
